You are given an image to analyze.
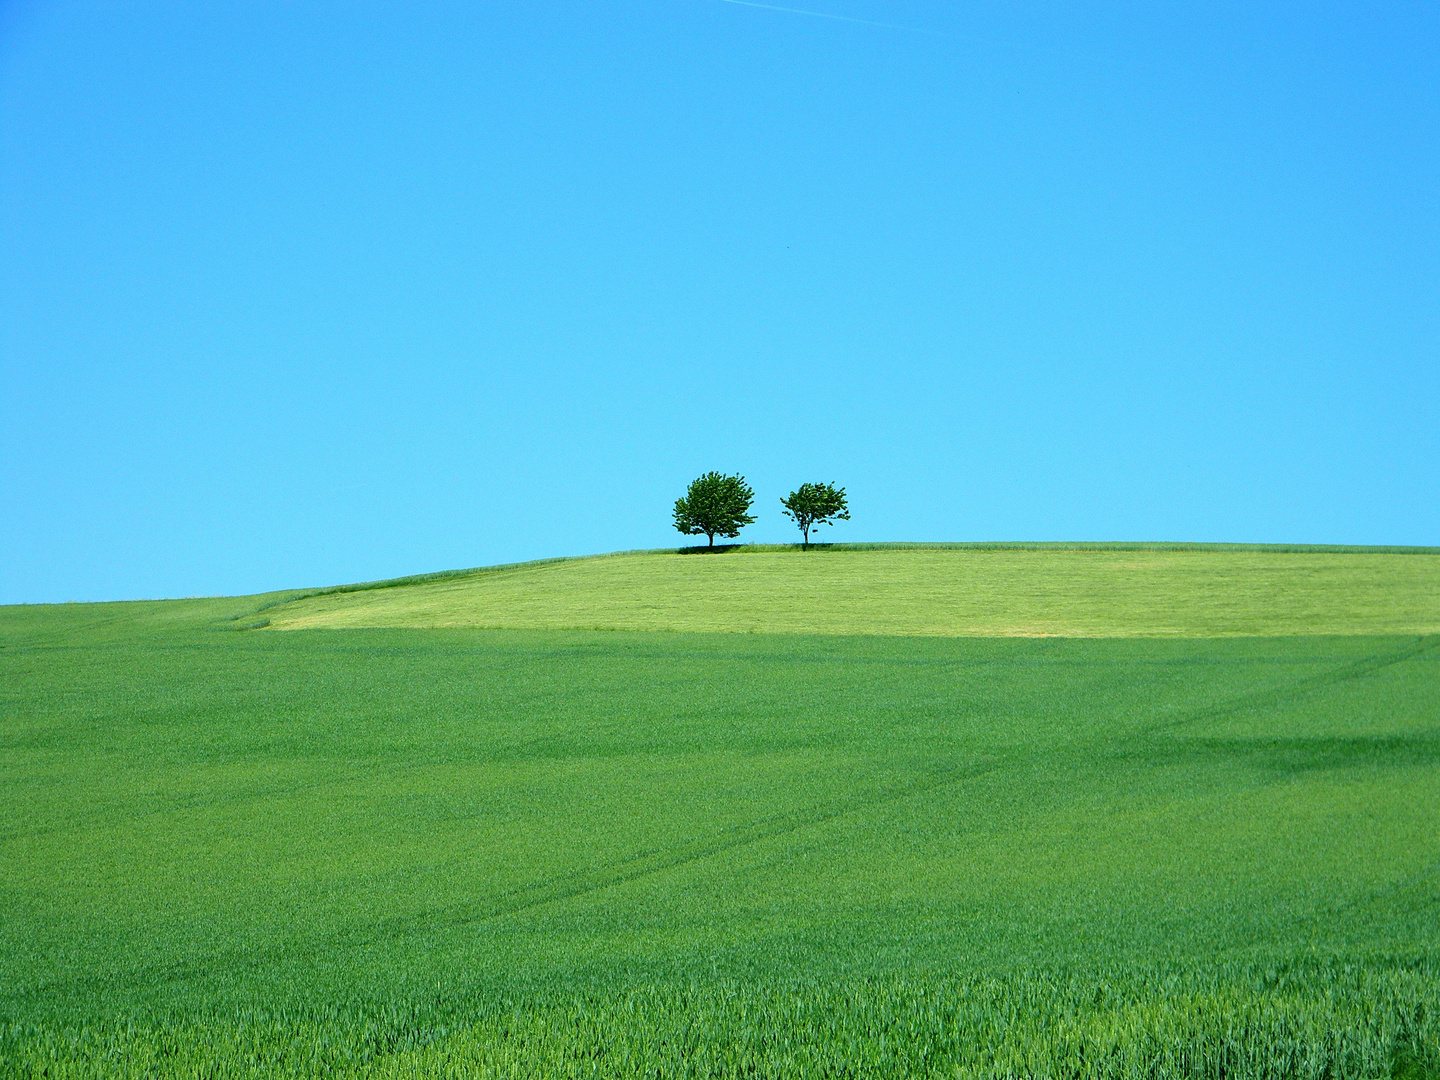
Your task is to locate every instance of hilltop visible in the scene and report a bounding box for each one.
[261,542,1440,637]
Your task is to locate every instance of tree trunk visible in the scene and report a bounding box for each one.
[707,532,714,547]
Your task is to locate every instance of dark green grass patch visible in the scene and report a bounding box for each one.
[1,599,1438,1075]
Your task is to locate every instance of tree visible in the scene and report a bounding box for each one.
[780,482,849,550]
[674,472,756,547]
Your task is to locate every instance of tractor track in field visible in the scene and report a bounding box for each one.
[6,749,1021,1005]
[1138,635,1439,739]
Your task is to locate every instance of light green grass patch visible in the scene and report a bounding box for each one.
[265,547,1440,636]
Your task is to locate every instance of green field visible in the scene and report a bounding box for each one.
[3,545,1439,1077]
[267,544,1440,636]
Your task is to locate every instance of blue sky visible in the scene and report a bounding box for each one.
[2,1,1436,603]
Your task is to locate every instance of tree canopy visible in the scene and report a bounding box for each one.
[673,473,756,547]
[780,482,849,549]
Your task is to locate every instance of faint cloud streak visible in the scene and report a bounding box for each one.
[708,0,932,34]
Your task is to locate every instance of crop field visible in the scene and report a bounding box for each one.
[268,545,1440,636]
[2,545,1439,1077]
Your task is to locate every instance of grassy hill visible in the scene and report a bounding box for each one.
[266,543,1440,636]
[2,545,1439,1077]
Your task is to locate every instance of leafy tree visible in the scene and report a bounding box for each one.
[780,482,849,550]
[674,472,756,547]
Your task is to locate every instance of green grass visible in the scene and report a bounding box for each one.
[2,547,1439,1077]
[265,545,1440,636]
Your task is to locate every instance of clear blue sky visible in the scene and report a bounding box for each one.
[2,1,1436,603]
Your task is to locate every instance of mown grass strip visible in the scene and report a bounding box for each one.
[265,548,1440,637]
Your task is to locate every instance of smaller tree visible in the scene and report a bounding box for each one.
[674,472,756,547]
[780,482,849,550]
